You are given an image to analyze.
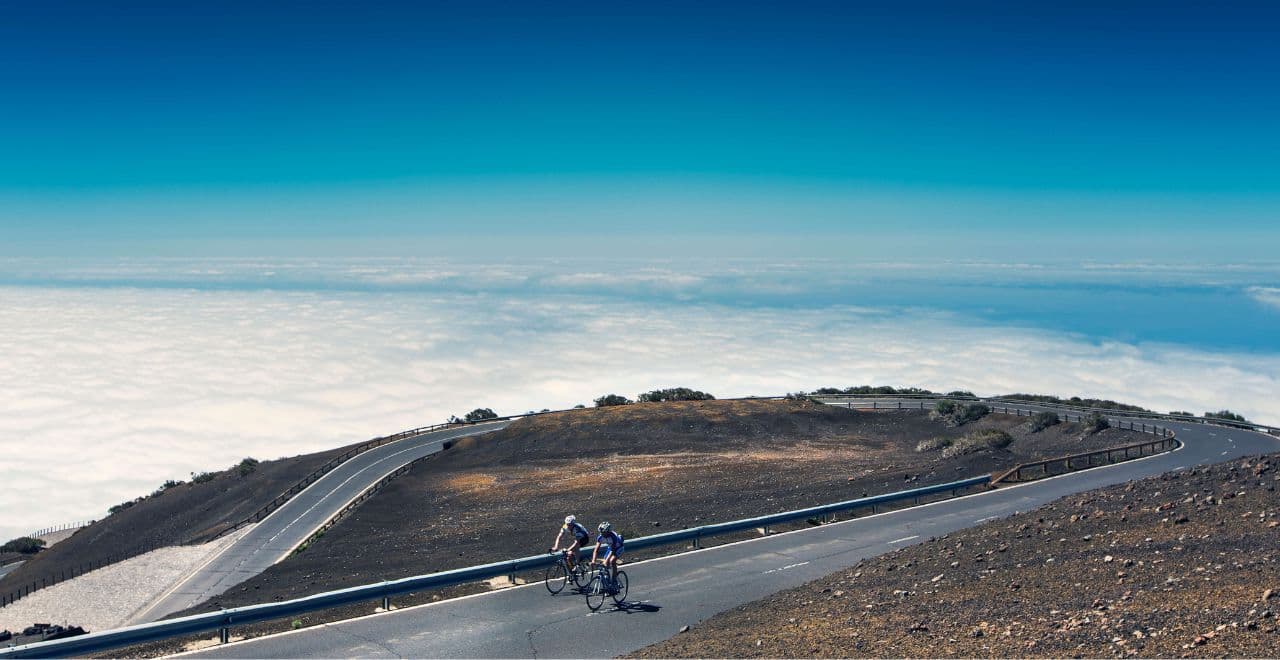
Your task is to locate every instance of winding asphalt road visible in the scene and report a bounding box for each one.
[129,421,510,625]
[183,407,1280,658]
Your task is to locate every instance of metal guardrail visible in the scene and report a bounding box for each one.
[24,522,90,539]
[0,474,989,658]
[992,436,1180,484]
[818,393,1279,434]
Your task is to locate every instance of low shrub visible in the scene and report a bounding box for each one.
[191,471,217,484]
[931,400,989,426]
[916,437,952,452]
[1168,410,1195,417]
[150,479,183,497]
[942,429,1013,458]
[0,537,46,554]
[463,408,498,422]
[108,499,139,515]
[236,457,260,477]
[594,394,632,407]
[946,390,976,397]
[1082,412,1110,435]
[811,385,937,396]
[637,387,715,402]
[1029,411,1060,433]
[999,393,1149,413]
[1204,410,1248,422]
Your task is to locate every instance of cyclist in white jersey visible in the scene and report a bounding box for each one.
[549,515,592,570]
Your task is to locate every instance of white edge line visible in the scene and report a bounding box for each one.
[272,424,508,562]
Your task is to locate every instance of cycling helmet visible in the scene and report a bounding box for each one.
[564,515,576,524]
[598,521,611,533]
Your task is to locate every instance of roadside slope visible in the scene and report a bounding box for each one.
[0,438,366,601]
[635,452,1280,658]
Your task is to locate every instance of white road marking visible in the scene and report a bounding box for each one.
[974,515,999,523]
[1222,451,1230,455]
[888,535,919,545]
[763,561,811,575]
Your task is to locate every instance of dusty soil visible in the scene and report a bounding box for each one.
[0,441,363,603]
[635,453,1280,659]
[170,400,1143,614]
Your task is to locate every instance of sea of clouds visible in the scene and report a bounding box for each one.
[1,258,1278,542]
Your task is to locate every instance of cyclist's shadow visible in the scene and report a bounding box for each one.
[599,600,661,614]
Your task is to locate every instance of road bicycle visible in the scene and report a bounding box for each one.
[583,560,628,611]
[545,549,591,595]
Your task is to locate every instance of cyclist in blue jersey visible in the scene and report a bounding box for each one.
[549,515,592,571]
[591,521,625,583]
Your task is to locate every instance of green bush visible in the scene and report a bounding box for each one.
[1204,410,1248,422]
[191,471,217,484]
[942,429,1013,458]
[463,408,499,422]
[933,400,958,416]
[236,457,260,477]
[999,393,1148,413]
[594,394,633,407]
[1029,411,1060,433]
[108,499,139,515]
[0,537,46,554]
[916,437,952,452]
[931,400,988,426]
[811,385,937,396]
[637,387,715,402]
[956,403,990,424]
[946,390,975,397]
[1082,413,1110,435]
[1168,410,1195,417]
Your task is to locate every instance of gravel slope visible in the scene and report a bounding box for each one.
[634,452,1280,658]
[0,527,252,636]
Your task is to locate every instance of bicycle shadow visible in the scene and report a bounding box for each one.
[599,600,661,614]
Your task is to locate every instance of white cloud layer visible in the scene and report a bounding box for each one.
[1,278,1278,542]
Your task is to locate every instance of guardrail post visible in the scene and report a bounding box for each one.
[692,533,700,549]
[382,595,391,610]
[220,626,229,644]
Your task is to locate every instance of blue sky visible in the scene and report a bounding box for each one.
[2,1,1278,256]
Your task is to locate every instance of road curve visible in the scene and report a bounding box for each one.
[181,411,1280,659]
[129,421,510,624]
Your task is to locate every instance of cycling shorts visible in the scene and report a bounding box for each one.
[602,545,624,560]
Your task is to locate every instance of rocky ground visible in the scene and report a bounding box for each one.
[634,453,1280,658]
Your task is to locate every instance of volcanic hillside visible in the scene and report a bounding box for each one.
[174,398,1149,615]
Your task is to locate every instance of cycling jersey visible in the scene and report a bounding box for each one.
[563,521,591,542]
[597,530,624,551]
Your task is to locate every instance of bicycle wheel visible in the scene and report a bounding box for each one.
[545,561,568,595]
[571,562,590,589]
[584,575,607,611]
[611,571,628,605]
